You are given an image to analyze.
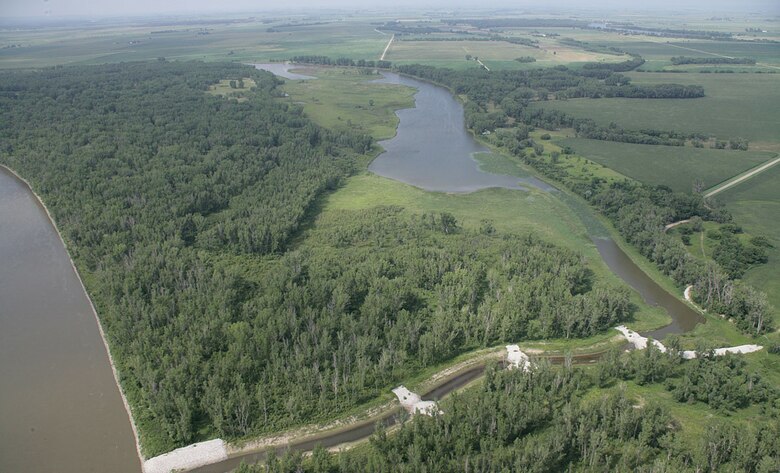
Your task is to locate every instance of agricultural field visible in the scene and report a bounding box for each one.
[532,72,780,149]
[0,19,390,69]
[555,138,776,193]
[385,37,630,70]
[718,164,780,325]
[601,39,780,71]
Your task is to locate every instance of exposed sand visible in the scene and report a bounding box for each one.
[664,219,691,233]
[684,285,694,303]
[143,439,227,473]
[614,325,762,360]
[615,325,667,352]
[392,386,439,416]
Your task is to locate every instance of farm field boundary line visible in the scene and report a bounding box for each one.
[705,154,780,198]
[645,38,780,71]
[380,34,394,60]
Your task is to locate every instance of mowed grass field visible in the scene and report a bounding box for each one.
[718,164,780,326]
[555,138,776,193]
[532,72,780,149]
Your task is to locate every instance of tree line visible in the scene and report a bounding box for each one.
[671,56,757,65]
[395,63,709,147]
[289,56,391,69]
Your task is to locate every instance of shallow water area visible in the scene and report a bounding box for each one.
[252,63,317,80]
[369,72,553,193]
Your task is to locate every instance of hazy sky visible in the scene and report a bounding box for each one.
[2,0,778,18]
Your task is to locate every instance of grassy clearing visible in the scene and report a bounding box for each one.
[556,137,775,193]
[619,381,765,442]
[206,77,256,101]
[280,67,416,141]
[532,72,780,147]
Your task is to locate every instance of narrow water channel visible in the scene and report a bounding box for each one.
[0,168,141,473]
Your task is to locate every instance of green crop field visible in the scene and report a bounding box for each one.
[381,38,629,71]
[555,138,776,193]
[666,40,780,64]
[532,72,780,149]
[0,19,391,69]
[718,164,780,325]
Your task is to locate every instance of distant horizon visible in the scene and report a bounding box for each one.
[2,0,778,21]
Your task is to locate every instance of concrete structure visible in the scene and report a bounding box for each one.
[392,386,439,416]
[615,326,667,352]
[143,439,228,473]
[614,325,762,360]
[506,345,532,371]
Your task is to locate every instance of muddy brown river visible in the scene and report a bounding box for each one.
[0,167,141,473]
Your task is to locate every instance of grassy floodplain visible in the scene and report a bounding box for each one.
[282,67,670,334]
[279,67,416,141]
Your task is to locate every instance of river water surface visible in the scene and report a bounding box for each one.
[0,168,140,473]
[369,72,552,193]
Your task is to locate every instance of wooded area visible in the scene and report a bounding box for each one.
[0,61,631,455]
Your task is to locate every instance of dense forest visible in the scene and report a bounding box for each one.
[234,348,780,472]
[397,63,773,335]
[0,61,632,455]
